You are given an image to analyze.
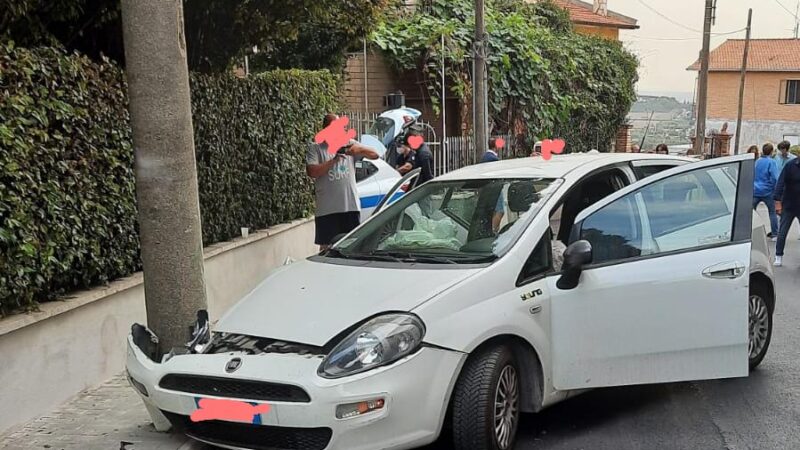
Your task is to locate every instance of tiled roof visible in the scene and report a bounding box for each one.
[553,0,639,29]
[688,39,800,72]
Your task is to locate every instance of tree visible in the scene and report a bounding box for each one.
[121,0,208,354]
[372,0,638,152]
[1,0,389,73]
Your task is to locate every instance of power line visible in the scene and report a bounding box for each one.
[636,0,702,33]
[772,0,799,19]
[627,28,747,42]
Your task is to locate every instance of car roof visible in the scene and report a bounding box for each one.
[435,153,696,181]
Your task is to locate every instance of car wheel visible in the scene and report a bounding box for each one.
[451,345,520,450]
[748,282,773,369]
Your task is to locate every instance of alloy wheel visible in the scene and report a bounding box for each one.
[749,294,769,360]
[494,365,519,450]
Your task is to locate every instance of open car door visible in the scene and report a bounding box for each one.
[549,155,754,390]
[372,168,421,216]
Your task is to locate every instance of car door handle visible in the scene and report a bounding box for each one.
[702,262,746,279]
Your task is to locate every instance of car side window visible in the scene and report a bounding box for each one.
[517,231,552,285]
[633,165,676,180]
[355,160,379,183]
[578,163,740,265]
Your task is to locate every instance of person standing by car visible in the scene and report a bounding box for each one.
[395,142,416,175]
[655,143,669,155]
[408,132,435,185]
[775,154,800,266]
[306,113,379,251]
[773,140,796,174]
[630,144,641,153]
[753,143,780,240]
[481,138,501,163]
[747,145,760,160]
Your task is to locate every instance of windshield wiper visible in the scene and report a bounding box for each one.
[372,251,459,264]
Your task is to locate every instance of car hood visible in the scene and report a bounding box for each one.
[213,258,480,346]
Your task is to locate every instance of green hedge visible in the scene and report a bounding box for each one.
[0,43,337,315]
[191,71,338,244]
[0,43,140,314]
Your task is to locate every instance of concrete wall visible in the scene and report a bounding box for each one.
[707,118,800,152]
[0,218,316,434]
[707,71,800,122]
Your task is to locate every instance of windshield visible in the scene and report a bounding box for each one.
[328,178,561,265]
[367,117,395,147]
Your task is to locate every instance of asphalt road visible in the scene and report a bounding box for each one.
[420,226,800,450]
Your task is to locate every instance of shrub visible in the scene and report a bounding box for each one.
[0,43,139,314]
[0,43,338,314]
[191,70,339,244]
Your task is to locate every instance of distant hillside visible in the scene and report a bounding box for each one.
[630,95,692,114]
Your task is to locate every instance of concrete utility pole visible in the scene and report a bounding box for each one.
[693,0,714,155]
[120,0,208,353]
[734,9,753,155]
[474,0,488,158]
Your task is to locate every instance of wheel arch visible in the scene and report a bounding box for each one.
[451,334,545,414]
[750,271,775,312]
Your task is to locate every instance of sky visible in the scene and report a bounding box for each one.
[612,0,800,101]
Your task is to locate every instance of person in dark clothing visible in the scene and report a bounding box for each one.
[395,145,416,175]
[402,133,434,184]
[481,138,501,163]
[774,156,800,266]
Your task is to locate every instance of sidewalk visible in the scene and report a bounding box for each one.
[0,375,201,450]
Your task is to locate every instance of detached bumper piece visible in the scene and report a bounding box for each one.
[162,411,332,450]
[158,374,311,403]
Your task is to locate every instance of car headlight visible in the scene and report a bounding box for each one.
[319,313,425,379]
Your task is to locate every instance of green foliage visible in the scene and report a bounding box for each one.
[184,0,390,73]
[191,70,339,244]
[2,0,388,73]
[0,42,139,315]
[0,43,337,314]
[372,0,638,152]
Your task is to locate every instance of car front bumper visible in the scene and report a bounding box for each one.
[125,336,465,450]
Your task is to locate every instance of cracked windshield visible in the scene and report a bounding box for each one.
[330,178,561,264]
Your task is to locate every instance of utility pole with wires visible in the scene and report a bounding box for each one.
[794,2,799,38]
[474,0,488,159]
[693,0,715,155]
[734,9,753,155]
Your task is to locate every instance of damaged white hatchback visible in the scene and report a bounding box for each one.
[127,153,776,450]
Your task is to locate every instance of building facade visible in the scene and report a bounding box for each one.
[689,39,800,150]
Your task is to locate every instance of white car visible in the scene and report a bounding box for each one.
[126,153,775,450]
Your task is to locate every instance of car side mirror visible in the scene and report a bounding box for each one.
[556,240,593,290]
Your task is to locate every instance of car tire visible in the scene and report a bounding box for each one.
[451,345,520,450]
[748,281,773,370]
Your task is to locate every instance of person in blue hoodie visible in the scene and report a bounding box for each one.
[753,143,780,239]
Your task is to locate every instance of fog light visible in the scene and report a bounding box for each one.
[126,370,149,397]
[335,398,385,419]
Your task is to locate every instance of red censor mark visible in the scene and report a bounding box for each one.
[190,398,271,423]
[315,116,356,155]
[408,135,424,150]
[540,139,566,161]
[495,138,506,149]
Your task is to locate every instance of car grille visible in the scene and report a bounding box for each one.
[162,411,332,450]
[159,374,311,403]
[203,333,325,356]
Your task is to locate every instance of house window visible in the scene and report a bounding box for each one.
[781,80,800,105]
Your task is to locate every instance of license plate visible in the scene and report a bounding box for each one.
[190,397,274,425]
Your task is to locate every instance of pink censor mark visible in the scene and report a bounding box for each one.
[315,116,356,155]
[408,135,424,150]
[190,398,271,423]
[540,139,566,161]
[495,138,506,149]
